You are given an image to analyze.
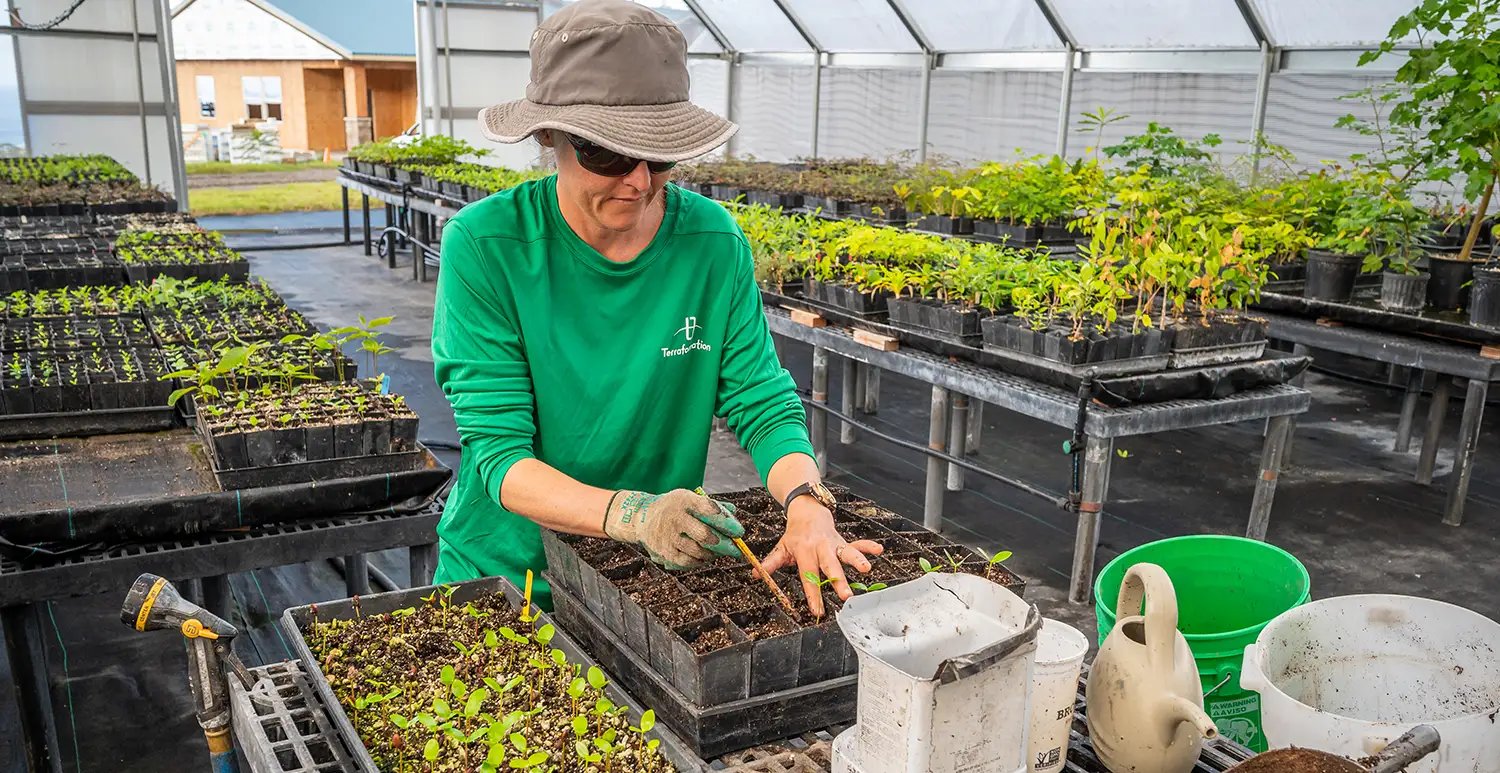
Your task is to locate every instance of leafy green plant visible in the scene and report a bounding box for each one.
[1357,0,1500,262]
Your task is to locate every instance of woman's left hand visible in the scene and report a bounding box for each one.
[757,498,883,617]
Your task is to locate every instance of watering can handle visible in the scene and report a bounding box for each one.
[1116,563,1180,674]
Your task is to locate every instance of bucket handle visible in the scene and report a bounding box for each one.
[1238,643,1267,694]
[1116,563,1179,675]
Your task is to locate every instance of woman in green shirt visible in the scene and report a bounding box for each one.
[430,0,882,616]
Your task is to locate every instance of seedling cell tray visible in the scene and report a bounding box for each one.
[540,488,1026,756]
[764,290,1306,407]
[207,445,429,490]
[1257,281,1500,346]
[280,575,706,773]
[551,587,856,760]
[0,430,452,547]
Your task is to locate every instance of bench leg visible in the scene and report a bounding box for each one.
[966,400,983,455]
[1068,437,1114,605]
[1416,376,1453,485]
[3,604,60,773]
[1248,415,1293,540]
[1395,368,1424,453]
[811,346,829,475]
[863,368,880,414]
[1444,378,1488,526]
[923,385,949,531]
[839,357,857,445]
[343,554,370,596]
[409,543,438,587]
[947,393,968,491]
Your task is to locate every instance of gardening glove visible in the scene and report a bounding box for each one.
[603,489,744,570]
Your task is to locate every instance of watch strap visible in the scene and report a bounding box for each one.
[783,482,834,512]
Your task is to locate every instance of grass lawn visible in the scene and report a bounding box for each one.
[186,160,340,175]
[189,181,343,216]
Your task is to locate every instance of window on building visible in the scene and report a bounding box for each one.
[195,75,216,118]
[241,76,283,121]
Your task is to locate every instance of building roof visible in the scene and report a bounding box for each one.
[262,0,416,58]
[172,0,416,59]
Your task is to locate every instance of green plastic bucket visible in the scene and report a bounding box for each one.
[1094,535,1310,753]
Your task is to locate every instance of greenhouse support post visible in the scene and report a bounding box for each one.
[766,0,823,159]
[131,0,151,186]
[810,54,822,159]
[152,0,191,202]
[1249,40,1274,183]
[1055,45,1076,157]
[916,52,934,162]
[443,0,455,137]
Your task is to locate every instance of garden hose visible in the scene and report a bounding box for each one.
[793,387,1071,509]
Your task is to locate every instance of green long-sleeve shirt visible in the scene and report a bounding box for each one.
[430,175,813,606]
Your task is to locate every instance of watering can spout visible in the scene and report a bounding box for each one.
[1163,695,1219,741]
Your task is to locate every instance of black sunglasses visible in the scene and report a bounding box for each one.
[565,133,676,177]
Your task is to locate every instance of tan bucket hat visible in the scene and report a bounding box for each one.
[478,0,737,163]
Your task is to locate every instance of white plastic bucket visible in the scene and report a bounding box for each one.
[1028,619,1089,773]
[1239,594,1500,773]
[837,573,1040,773]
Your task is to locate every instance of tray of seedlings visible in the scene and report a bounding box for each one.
[0,285,179,438]
[1258,275,1500,346]
[763,290,1304,408]
[541,486,1024,758]
[283,573,704,772]
[191,381,425,489]
[114,227,250,283]
[0,251,125,291]
[0,154,175,216]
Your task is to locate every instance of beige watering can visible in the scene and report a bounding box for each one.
[1086,563,1218,773]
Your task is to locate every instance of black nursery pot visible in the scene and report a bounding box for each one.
[1379,271,1429,313]
[389,414,420,452]
[304,423,334,461]
[1,381,34,414]
[332,419,362,458]
[1427,251,1476,311]
[1468,266,1500,329]
[1303,249,1362,303]
[213,429,251,471]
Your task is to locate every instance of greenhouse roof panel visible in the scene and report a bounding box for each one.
[779,0,921,52]
[690,0,812,52]
[907,0,1064,52]
[1051,0,1258,49]
[1248,0,1419,48]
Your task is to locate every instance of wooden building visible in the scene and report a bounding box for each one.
[171,0,417,153]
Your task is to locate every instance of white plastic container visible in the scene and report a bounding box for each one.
[836,573,1040,773]
[1239,594,1500,773]
[1028,619,1089,773]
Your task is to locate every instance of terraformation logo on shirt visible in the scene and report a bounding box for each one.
[662,316,713,358]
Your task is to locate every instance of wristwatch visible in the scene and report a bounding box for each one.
[783,481,837,513]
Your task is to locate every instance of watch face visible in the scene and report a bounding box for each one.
[813,482,836,506]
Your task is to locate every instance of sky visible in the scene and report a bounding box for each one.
[0,44,21,149]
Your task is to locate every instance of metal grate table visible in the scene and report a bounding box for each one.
[229,661,1257,772]
[1,507,442,773]
[766,307,1312,604]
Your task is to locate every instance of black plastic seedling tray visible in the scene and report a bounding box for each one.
[208,445,429,490]
[281,575,707,773]
[540,488,1027,757]
[0,430,452,547]
[0,404,179,441]
[1257,281,1500,346]
[551,586,857,760]
[765,290,1303,406]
